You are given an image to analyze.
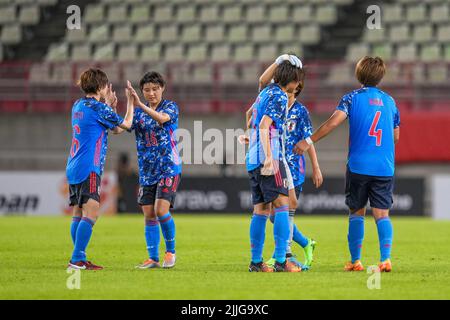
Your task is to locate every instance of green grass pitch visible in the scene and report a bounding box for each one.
[0,214,449,300]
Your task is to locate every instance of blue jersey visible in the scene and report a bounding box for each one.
[337,87,400,177]
[285,101,313,187]
[246,83,288,172]
[130,99,182,186]
[66,97,124,184]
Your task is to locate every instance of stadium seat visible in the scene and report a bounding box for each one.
[326,63,353,85]
[71,44,92,61]
[413,24,434,44]
[164,44,184,62]
[135,24,155,43]
[257,43,278,62]
[210,44,231,61]
[177,5,196,24]
[18,5,40,25]
[315,5,337,25]
[267,5,289,24]
[93,43,116,61]
[430,3,449,23]
[389,24,410,43]
[346,43,369,61]
[108,5,128,24]
[363,28,385,43]
[0,5,16,24]
[117,44,138,62]
[372,43,393,61]
[113,24,132,43]
[29,63,51,84]
[274,25,295,43]
[222,5,243,23]
[299,24,320,45]
[153,5,173,24]
[158,25,179,43]
[228,24,248,43]
[244,4,265,24]
[437,24,450,43]
[420,44,442,62]
[250,25,270,43]
[240,64,260,84]
[280,44,303,56]
[66,28,87,43]
[383,4,403,23]
[45,43,69,61]
[199,5,219,24]
[1,24,21,44]
[101,63,121,83]
[123,63,146,83]
[140,43,162,61]
[292,6,314,23]
[396,43,418,62]
[444,45,450,61]
[234,44,254,62]
[180,24,202,43]
[191,63,213,84]
[204,24,225,43]
[186,43,208,62]
[84,4,105,24]
[88,24,110,43]
[129,4,150,24]
[218,64,239,84]
[406,4,426,23]
[427,64,448,84]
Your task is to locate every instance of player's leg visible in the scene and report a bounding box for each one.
[136,185,161,269]
[291,185,316,269]
[69,173,103,270]
[369,176,394,272]
[344,169,369,271]
[70,206,82,246]
[248,168,272,272]
[154,175,180,268]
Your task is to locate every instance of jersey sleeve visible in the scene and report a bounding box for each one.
[263,93,286,124]
[336,93,352,117]
[96,103,124,130]
[300,108,313,139]
[163,102,179,124]
[394,107,400,128]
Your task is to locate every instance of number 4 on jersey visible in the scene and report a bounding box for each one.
[369,111,382,146]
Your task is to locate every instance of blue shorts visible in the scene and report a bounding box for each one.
[248,161,289,205]
[345,168,394,211]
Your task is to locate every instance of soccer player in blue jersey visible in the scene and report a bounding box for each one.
[246,61,303,272]
[295,56,400,272]
[67,68,134,270]
[126,72,181,269]
[244,54,323,270]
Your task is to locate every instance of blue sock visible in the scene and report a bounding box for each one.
[71,217,95,262]
[273,205,289,264]
[70,216,81,245]
[250,213,268,263]
[348,214,365,263]
[158,212,175,254]
[293,224,309,248]
[376,217,393,262]
[145,219,160,262]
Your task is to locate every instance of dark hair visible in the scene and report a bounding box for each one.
[294,67,306,98]
[273,61,302,88]
[77,68,109,94]
[139,71,166,91]
[355,56,386,87]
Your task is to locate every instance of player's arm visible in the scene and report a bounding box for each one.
[259,115,274,175]
[245,106,253,129]
[111,91,135,134]
[101,84,133,133]
[294,110,347,154]
[394,127,400,144]
[128,82,170,125]
[307,145,323,188]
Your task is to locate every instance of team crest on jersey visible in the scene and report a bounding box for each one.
[286,119,297,132]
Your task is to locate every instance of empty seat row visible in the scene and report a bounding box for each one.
[64,23,320,45]
[364,24,450,44]
[83,2,337,25]
[45,42,303,63]
[0,4,40,25]
[347,42,450,62]
[383,2,450,23]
